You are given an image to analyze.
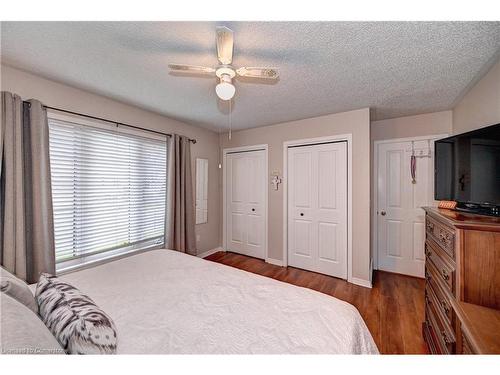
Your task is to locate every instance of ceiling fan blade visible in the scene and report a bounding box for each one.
[236,67,279,79]
[168,64,215,74]
[216,26,234,65]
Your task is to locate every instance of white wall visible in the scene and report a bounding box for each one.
[453,58,500,134]
[1,64,221,254]
[371,111,452,142]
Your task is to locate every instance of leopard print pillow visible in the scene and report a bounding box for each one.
[35,273,117,354]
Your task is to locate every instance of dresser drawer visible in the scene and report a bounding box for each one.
[425,304,453,354]
[423,313,441,354]
[426,275,453,324]
[425,294,456,354]
[461,331,475,354]
[425,268,455,336]
[425,240,455,294]
[426,215,456,260]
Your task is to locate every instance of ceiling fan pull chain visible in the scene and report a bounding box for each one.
[229,98,232,140]
[218,122,222,169]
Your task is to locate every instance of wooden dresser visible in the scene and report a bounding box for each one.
[422,207,500,354]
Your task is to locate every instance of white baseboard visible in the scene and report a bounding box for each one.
[265,258,284,267]
[351,277,372,289]
[197,247,225,259]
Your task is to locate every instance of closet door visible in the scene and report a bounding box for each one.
[287,142,347,279]
[226,150,266,259]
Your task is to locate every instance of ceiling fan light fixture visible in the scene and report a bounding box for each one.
[215,75,235,100]
[215,82,235,101]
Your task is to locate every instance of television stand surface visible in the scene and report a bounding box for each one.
[455,203,500,218]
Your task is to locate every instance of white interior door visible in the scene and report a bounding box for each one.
[226,150,266,259]
[376,139,436,278]
[287,141,347,279]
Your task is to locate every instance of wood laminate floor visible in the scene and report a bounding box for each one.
[205,251,428,354]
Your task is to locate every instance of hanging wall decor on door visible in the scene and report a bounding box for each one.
[410,140,431,184]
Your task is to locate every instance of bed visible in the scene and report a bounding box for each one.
[31,249,378,354]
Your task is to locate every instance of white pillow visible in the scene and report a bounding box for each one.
[0,293,64,354]
[0,266,38,313]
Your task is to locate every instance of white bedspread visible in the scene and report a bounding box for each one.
[44,250,378,354]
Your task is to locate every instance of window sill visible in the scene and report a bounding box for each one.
[56,244,165,276]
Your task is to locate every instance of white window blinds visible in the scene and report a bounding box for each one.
[48,114,167,270]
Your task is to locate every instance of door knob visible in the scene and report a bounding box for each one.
[380,211,386,216]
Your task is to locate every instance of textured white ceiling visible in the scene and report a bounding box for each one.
[1,22,499,131]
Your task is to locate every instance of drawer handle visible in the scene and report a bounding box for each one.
[426,222,434,232]
[439,232,446,242]
[440,300,450,314]
[425,246,432,257]
[425,271,432,281]
[441,269,450,281]
[438,230,453,247]
[441,330,450,345]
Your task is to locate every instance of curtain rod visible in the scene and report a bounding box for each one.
[24,101,197,144]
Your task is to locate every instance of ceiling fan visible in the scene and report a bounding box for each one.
[169,26,279,101]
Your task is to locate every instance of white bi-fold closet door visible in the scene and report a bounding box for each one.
[225,149,267,259]
[376,138,438,278]
[287,141,348,279]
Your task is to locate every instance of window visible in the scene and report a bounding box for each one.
[48,112,167,271]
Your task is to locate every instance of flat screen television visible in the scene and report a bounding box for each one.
[435,123,500,217]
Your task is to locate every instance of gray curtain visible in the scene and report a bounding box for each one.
[0,92,55,283]
[165,134,196,255]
